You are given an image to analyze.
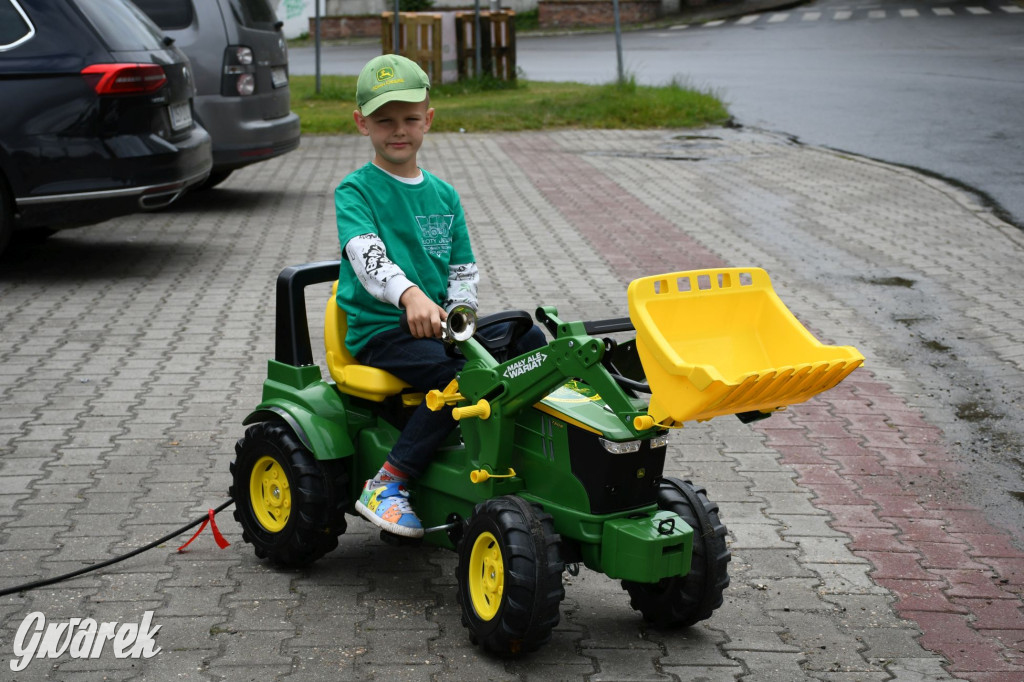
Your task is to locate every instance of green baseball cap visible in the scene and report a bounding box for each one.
[356,54,431,115]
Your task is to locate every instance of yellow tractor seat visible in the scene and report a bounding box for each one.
[324,282,420,403]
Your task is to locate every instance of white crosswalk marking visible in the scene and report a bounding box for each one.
[668,4,1023,32]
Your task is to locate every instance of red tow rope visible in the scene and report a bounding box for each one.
[177,508,231,552]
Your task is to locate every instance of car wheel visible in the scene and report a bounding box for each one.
[456,496,564,656]
[230,421,349,566]
[621,478,731,628]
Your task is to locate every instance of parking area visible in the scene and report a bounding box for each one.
[1,128,1022,680]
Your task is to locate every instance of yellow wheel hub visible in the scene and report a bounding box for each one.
[249,456,291,533]
[468,531,504,621]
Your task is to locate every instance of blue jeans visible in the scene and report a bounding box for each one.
[356,323,546,478]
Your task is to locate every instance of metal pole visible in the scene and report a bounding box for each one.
[314,0,322,93]
[612,0,623,84]
[473,0,482,78]
[393,0,400,55]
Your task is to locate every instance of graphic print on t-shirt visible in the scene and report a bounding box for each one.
[416,214,455,258]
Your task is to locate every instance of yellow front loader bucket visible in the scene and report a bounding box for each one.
[627,268,864,427]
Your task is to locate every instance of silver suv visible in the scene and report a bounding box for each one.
[134,0,300,188]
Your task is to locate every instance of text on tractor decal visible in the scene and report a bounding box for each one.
[504,352,548,379]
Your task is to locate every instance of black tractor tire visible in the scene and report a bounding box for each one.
[230,421,349,567]
[621,478,730,628]
[456,496,565,656]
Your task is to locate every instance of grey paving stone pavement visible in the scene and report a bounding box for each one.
[1,127,1023,680]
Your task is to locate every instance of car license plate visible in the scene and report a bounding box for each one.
[271,66,288,89]
[169,101,192,131]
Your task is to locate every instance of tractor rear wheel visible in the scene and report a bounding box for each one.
[230,421,348,566]
[456,496,564,656]
[622,478,730,627]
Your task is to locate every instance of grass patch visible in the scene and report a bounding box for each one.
[291,75,729,134]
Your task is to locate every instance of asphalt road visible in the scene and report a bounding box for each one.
[290,0,1024,228]
[517,0,1024,228]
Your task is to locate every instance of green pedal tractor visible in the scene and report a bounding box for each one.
[231,262,863,656]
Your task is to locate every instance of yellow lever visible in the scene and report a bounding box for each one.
[426,379,464,412]
[453,399,491,421]
[470,468,516,484]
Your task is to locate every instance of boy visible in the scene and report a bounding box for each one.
[335,55,543,538]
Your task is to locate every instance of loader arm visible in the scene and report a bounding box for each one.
[449,313,654,475]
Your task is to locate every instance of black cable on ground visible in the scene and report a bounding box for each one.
[0,499,234,598]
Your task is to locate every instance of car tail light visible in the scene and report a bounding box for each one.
[81,63,167,95]
[223,45,256,97]
[235,73,255,96]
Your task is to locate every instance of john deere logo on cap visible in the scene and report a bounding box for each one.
[376,67,395,82]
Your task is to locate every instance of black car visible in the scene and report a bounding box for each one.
[0,0,212,255]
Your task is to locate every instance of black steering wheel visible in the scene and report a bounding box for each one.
[472,310,535,362]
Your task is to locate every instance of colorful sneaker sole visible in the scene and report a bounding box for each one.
[355,499,425,538]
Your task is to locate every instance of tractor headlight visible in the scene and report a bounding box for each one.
[599,438,641,454]
[649,433,670,449]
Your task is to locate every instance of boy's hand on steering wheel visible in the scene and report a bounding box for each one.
[400,287,446,338]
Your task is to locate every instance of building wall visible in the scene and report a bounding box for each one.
[538,0,663,28]
[274,0,316,38]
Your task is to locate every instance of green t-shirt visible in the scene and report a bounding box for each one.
[335,163,474,355]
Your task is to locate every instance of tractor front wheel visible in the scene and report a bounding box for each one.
[456,496,564,656]
[622,478,730,628]
[230,421,348,566]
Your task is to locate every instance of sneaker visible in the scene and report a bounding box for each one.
[355,479,424,538]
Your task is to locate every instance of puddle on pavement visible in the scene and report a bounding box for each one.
[956,400,1001,422]
[672,134,724,141]
[922,339,952,353]
[895,317,928,327]
[585,151,706,162]
[863,275,916,288]
[891,317,951,354]
[670,134,725,149]
[589,133,728,162]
